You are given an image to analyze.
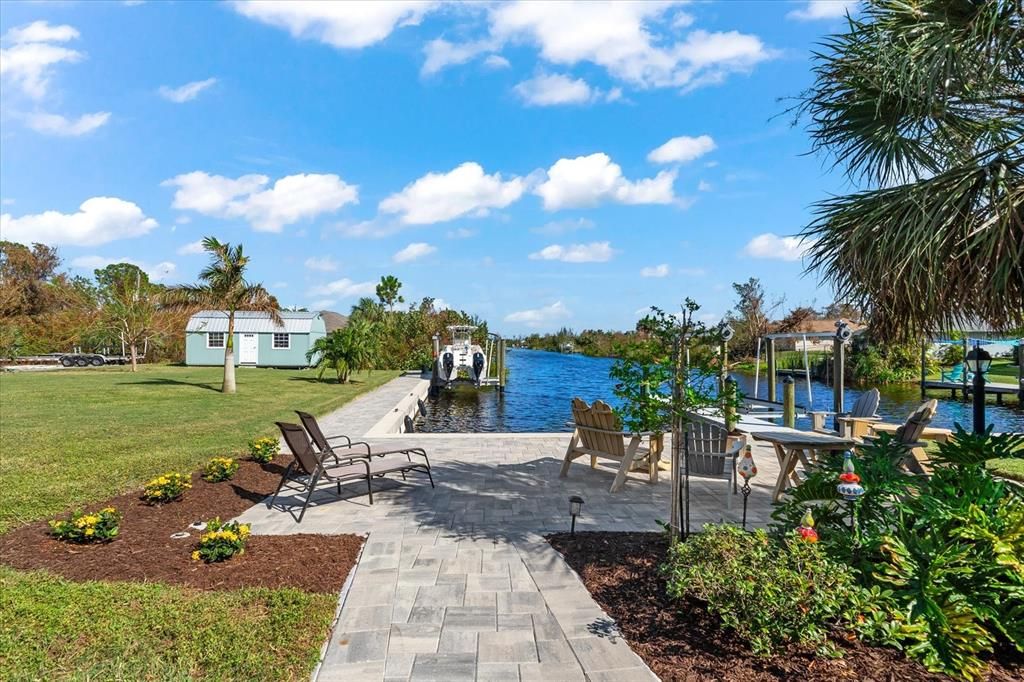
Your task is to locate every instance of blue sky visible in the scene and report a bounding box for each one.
[0,0,861,334]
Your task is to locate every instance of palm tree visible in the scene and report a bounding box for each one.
[164,237,279,393]
[797,0,1023,340]
[307,318,379,383]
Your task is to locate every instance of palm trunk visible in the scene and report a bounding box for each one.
[129,343,138,373]
[223,311,237,394]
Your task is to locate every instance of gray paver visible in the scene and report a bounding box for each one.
[229,374,783,682]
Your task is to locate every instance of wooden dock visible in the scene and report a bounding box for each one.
[921,379,1023,404]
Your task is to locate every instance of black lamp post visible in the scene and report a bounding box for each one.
[966,346,992,434]
[568,495,584,536]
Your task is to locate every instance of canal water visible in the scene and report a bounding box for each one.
[414,348,1024,434]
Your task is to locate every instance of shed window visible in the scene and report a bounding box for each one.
[272,333,290,349]
[207,332,225,348]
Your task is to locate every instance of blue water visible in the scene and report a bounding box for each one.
[415,348,1024,433]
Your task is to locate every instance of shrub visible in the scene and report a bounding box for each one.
[192,518,250,563]
[661,524,873,655]
[142,472,191,504]
[772,428,1024,679]
[49,507,121,543]
[248,437,278,464]
[202,457,239,482]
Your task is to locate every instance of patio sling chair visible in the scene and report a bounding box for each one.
[860,399,939,475]
[296,411,433,487]
[559,398,659,493]
[685,421,743,510]
[809,388,881,439]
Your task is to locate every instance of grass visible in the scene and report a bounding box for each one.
[0,566,337,681]
[0,364,398,533]
[0,364,397,680]
[926,358,1020,383]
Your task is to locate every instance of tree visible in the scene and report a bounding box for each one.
[727,278,781,358]
[797,0,1024,340]
[163,237,279,393]
[375,275,404,312]
[0,241,61,317]
[307,318,379,383]
[94,263,157,372]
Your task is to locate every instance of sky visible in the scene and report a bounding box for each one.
[0,0,863,335]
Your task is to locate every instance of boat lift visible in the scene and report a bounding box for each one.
[430,325,506,396]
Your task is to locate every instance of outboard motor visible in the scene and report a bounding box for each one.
[472,351,485,383]
[440,352,454,381]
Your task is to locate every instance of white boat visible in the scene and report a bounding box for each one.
[435,325,488,387]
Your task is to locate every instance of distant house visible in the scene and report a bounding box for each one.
[774,319,865,351]
[185,310,329,368]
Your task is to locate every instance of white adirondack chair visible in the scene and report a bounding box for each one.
[685,421,743,509]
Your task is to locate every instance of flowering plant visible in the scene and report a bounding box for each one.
[50,507,121,543]
[202,457,239,482]
[142,472,191,504]
[248,437,278,464]
[192,518,250,563]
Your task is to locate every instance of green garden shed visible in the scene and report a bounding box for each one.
[185,310,328,368]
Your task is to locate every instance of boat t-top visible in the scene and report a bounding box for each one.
[435,325,488,387]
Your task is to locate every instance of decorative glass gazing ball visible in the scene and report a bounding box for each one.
[797,508,818,543]
[837,451,865,501]
[737,445,757,481]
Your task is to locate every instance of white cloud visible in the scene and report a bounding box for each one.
[393,242,437,263]
[0,21,82,99]
[531,217,594,236]
[1,197,157,247]
[163,171,358,232]
[640,263,670,278]
[304,256,338,272]
[535,153,676,210]
[504,300,571,327]
[483,54,510,69]
[788,1,859,21]
[647,135,716,164]
[176,240,206,255]
[422,38,495,76]
[310,299,336,310]
[529,241,614,263]
[489,2,771,91]
[70,255,177,282]
[514,73,594,106]
[158,77,217,103]
[24,111,110,136]
[379,162,525,225]
[446,227,476,239]
[697,180,712,192]
[231,1,440,49]
[432,297,451,311]
[743,232,813,261]
[308,278,377,298]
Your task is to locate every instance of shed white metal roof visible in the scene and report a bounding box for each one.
[186,310,321,334]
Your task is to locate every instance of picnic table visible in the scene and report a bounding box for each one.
[749,429,856,502]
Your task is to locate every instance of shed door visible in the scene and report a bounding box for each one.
[239,333,259,365]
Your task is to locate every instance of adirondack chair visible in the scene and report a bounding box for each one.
[810,388,881,439]
[559,398,658,493]
[861,399,939,474]
[685,421,743,509]
[941,363,973,383]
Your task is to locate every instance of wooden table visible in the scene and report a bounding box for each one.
[750,430,856,502]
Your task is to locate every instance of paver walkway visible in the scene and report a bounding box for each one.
[237,375,783,681]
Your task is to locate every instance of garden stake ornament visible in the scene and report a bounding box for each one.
[797,508,818,543]
[736,444,757,530]
[837,450,865,552]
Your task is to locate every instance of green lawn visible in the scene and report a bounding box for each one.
[0,567,336,681]
[0,364,397,680]
[0,364,397,533]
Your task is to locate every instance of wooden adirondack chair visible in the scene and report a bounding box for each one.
[810,388,881,439]
[559,398,658,493]
[685,421,743,509]
[861,399,939,474]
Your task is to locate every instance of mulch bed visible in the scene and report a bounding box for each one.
[0,455,362,594]
[548,532,1023,682]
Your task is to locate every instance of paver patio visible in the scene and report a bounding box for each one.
[236,375,783,681]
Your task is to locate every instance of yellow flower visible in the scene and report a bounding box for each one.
[85,528,94,536]
[192,551,201,561]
